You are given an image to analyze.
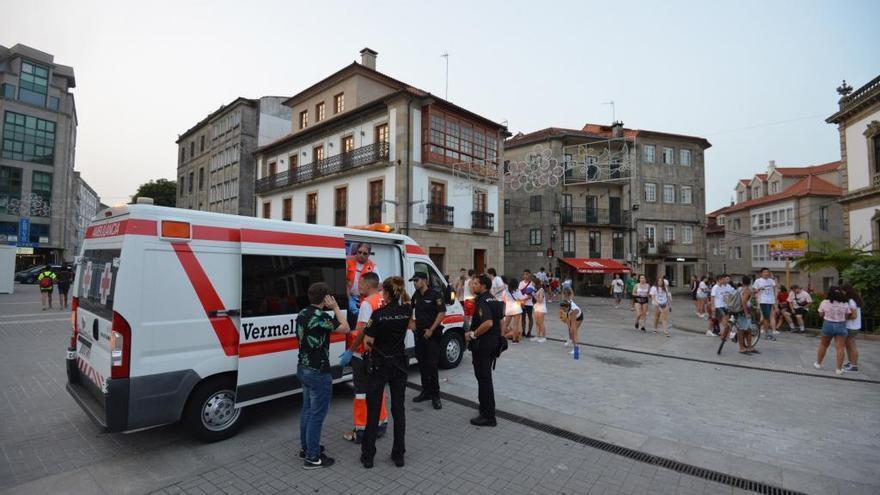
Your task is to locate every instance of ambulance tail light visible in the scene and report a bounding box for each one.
[160,220,191,239]
[69,297,79,349]
[109,311,131,379]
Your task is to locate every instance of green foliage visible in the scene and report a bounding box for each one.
[842,256,880,330]
[131,179,177,207]
[794,240,871,275]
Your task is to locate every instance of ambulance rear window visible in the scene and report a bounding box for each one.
[78,249,121,320]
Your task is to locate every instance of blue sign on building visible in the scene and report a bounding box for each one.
[18,218,30,246]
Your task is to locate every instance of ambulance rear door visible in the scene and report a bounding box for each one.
[235,229,349,407]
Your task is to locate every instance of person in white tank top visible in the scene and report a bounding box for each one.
[531,279,548,343]
[632,275,651,332]
[501,277,523,343]
[649,277,672,337]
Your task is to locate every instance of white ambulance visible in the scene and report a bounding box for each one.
[65,203,465,441]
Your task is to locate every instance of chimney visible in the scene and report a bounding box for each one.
[768,159,776,170]
[611,120,624,138]
[360,48,378,70]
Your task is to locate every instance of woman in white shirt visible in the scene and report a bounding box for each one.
[841,284,862,373]
[696,276,710,318]
[560,287,583,353]
[502,276,524,343]
[531,279,548,343]
[632,275,651,332]
[814,286,852,375]
[650,277,672,337]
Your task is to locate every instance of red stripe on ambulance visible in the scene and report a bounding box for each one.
[85,219,157,239]
[240,228,344,249]
[405,244,425,255]
[238,334,347,358]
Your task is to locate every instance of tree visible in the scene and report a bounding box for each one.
[131,179,177,207]
[794,240,871,275]
[842,256,880,331]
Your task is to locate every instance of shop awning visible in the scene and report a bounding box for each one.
[560,258,631,274]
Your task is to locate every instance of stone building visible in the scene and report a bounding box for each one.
[503,122,710,293]
[0,44,78,267]
[71,170,100,258]
[176,96,291,216]
[705,207,727,277]
[826,75,880,250]
[254,48,507,275]
[714,161,843,290]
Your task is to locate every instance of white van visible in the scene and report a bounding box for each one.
[65,204,464,441]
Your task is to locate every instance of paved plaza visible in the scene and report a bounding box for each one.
[1,284,878,495]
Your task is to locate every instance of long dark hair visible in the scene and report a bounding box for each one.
[825,286,848,304]
[382,276,410,306]
[840,284,863,307]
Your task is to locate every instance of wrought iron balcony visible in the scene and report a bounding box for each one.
[563,162,631,185]
[471,211,494,230]
[368,204,382,224]
[426,203,454,226]
[256,141,390,194]
[560,207,630,227]
[639,239,673,257]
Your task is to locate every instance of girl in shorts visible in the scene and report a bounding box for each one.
[650,277,672,337]
[814,286,852,375]
[531,278,547,343]
[632,275,650,332]
[560,287,583,353]
[502,276,524,343]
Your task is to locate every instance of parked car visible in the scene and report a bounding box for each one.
[15,264,61,284]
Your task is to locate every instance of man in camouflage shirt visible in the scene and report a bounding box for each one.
[296,283,349,469]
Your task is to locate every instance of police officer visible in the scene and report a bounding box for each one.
[361,276,412,469]
[409,272,446,410]
[464,274,503,427]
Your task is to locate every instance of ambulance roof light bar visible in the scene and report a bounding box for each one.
[348,223,394,233]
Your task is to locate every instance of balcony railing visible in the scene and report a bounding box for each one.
[256,141,390,194]
[560,208,630,227]
[639,239,673,257]
[426,203,454,226]
[471,211,494,230]
[335,210,347,227]
[368,204,382,224]
[563,162,631,184]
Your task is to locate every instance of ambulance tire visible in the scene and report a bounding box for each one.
[184,375,244,442]
[439,330,464,369]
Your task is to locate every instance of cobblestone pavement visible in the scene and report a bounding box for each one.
[1,285,878,494]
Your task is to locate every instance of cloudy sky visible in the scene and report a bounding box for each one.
[2,0,878,210]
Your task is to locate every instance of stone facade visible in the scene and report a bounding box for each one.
[71,171,100,258]
[176,97,291,216]
[0,44,78,266]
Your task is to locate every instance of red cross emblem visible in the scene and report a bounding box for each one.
[81,262,93,298]
[99,263,112,305]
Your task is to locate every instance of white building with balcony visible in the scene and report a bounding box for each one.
[254,49,507,274]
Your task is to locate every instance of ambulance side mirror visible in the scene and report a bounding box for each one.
[445,285,455,305]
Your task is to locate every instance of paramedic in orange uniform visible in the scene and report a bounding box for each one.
[347,243,378,318]
[345,272,388,442]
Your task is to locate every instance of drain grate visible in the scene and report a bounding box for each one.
[543,336,880,385]
[407,382,807,495]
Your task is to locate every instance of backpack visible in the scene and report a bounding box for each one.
[724,287,745,314]
[39,274,53,289]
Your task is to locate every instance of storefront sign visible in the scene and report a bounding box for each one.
[769,239,806,258]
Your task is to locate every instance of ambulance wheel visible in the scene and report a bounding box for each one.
[184,376,243,442]
[439,331,464,369]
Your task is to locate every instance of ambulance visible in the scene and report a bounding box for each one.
[65,203,465,441]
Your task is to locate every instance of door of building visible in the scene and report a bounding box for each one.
[473,249,486,274]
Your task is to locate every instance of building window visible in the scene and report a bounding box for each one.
[1,83,15,99]
[664,225,675,243]
[342,135,354,153]
[734,246,742,259]
[589,231,601,258]
[563,230,575,255]
[190,141,195,158]
[664,264,676,287]
[314,145,324,162]
[0,166,23,214]
[47,96,60,112]
[335,187,347,226]
[682,226,693,245]
[316,102,325,122]
[504,230,510,246]
[644,145,655,163]
[281,198,292,221]
[262,202,271,219]
[819,206,829,231]
[663,185,675,204]
[732,218,741,231]
[198,168,204,190]
[612,232,624,259]
[200,135,205,152]
[299,110,309,129]
[375,123,389,143]
[187,172,194,193]
[369,179,383,224]
[662,147,674,165]
[426,109,498,165]
[2,111,56,164]
[680,186,692,204]
[288,154,298,174]
[737,191,744,203]
[180,147,186,163]
[334,93,345,114]
[179,176,184,197]
[530,195,541,212]
[473,189,487,212]
[753,186,761,199]
[503,199,510,215]
[679,149,690,166]
[29,171,52,216]
[18,60,49,107]
[529,228,542,246]
[644,225,656,245]
[306,193,317,224]
[645,183,657,202]
[268,161,277,177]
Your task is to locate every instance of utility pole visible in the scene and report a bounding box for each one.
[441,52,449,100]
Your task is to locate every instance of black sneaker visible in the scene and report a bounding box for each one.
[303,453,335,470]
[432,398,442,410]
[640,327,646,332]
[360,454,374,469]
[298,445,325,459]
[391,454,405,467]
[470,415,497,427]
[412,393,430,403]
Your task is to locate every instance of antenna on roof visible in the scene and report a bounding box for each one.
[604,100,616,123]
[441,52,449,100]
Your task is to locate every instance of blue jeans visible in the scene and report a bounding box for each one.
[821,320,848,338]
[298,366,332,461]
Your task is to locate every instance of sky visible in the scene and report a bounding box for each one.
[2,0,878,211]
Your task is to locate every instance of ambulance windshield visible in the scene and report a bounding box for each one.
[77,249,121,320]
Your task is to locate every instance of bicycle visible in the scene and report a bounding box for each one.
[716,308,761,355]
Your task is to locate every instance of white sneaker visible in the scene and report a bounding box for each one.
[772,330,780,335]
[569,349,575,354]
[564,340,572,347]
[706,330,715,337]
[537,338,547,343]
[813,362,821,370]
[530,337,539,342]
[835,369,844,375]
